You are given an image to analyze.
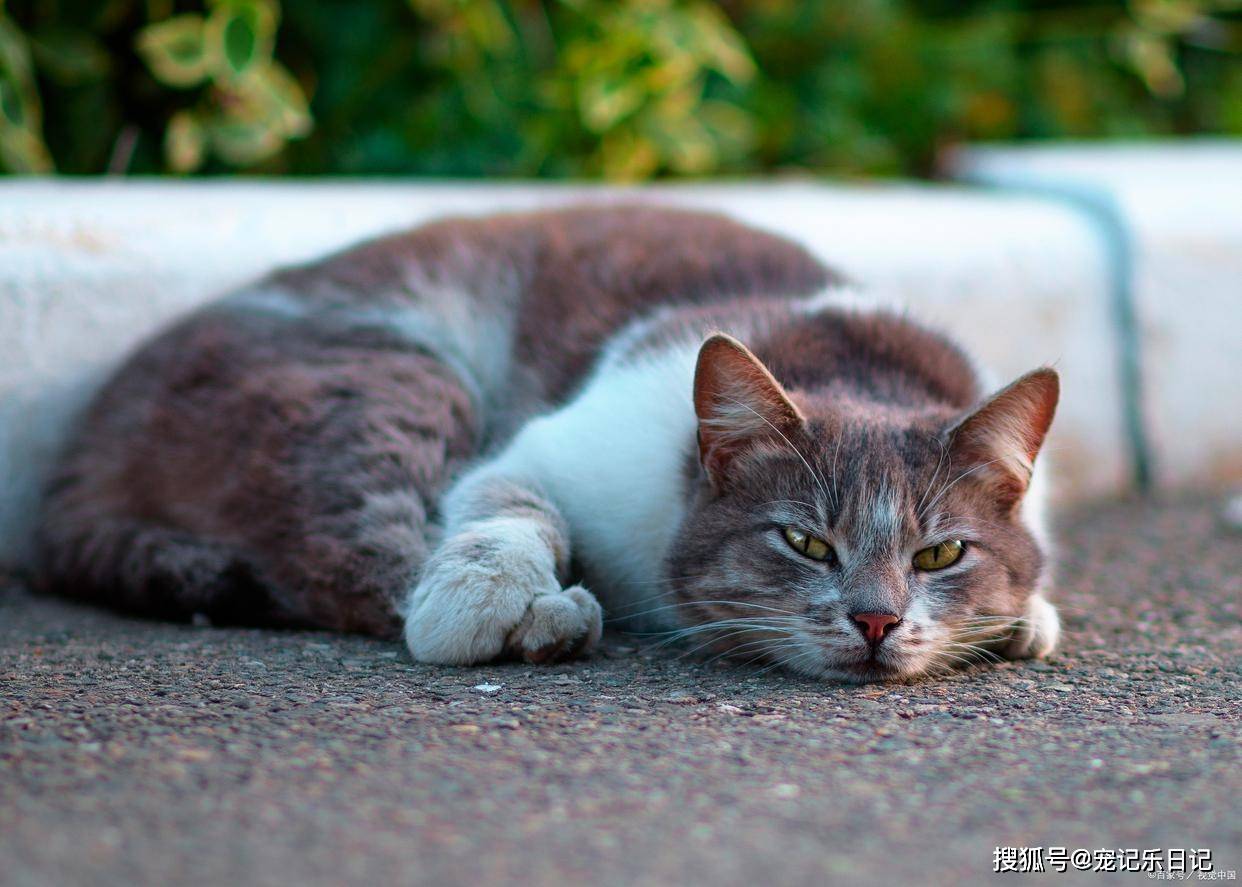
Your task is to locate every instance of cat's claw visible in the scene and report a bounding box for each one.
[1001,593,1060,661]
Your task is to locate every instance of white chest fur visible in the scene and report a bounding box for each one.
[484,340,703,619]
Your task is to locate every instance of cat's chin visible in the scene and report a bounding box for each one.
[783,652,933,684]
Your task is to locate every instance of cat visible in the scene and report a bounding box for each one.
[34,205,1060,682]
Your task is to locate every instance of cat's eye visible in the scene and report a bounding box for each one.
[912,540,965,571]
[783,527,833,562]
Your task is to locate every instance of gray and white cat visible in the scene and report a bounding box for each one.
[35,206,1059,682]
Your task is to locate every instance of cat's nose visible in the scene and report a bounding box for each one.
[851,612,901,645]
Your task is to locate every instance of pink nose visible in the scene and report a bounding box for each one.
[852,612,901,645]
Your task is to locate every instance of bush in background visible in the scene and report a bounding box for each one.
[1,0,1239,180]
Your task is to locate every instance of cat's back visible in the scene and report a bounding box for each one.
[257,204,835,402]
[62,205,834,486]
[59,204,830,457]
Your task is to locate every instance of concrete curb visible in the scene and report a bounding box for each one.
[955,140,1242,497]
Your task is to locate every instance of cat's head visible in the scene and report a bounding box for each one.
[667,328,1058,682]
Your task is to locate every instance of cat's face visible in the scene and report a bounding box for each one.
[668,334,1058,683]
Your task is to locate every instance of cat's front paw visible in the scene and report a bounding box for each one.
[403,518,601,665]
[504,585,602,664]
[1002,593,1060,661]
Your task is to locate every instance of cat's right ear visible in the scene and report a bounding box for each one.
[693,333,805,490]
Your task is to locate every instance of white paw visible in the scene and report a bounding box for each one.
[505,585,602,664]
[403,518,600,665]
[1002,593,1060,660]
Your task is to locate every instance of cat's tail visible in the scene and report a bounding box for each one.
[33,515,283,627]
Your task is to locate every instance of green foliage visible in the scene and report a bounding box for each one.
[134,0,309,170]
[0,7,52,171]
[2,0,1240,178]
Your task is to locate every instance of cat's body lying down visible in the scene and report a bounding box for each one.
[36,206,1059,682]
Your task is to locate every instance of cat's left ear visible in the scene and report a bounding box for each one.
[947,367,1059,510]
[694,333,805,489]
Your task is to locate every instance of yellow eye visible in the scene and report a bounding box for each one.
[913,540,965,571]
[784,527,833,562]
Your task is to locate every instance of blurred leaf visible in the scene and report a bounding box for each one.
[697,98,756,152]
[209,113,284,164]
[1120,27,1186,97]
[0,79,18,126]
[655,114,717,173]
[0,14,36,108]
[685,1,756,84]
[0,11,52,172]
[254,62,312,136]
[136,14,211,88]
[598,128,659,180]
[193,60,311,168]
[206,0,278,81]
[230,61,312,137]
[165,109,206,171]
[578,73,646,131]
[1,118,53,172]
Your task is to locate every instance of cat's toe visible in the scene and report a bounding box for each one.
[507,585,602,664]
[1001,593,1060,661]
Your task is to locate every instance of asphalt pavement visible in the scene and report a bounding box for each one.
[1,495,1238,885]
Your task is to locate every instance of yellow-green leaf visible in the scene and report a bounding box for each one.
[0,14,38,87]
[165,109,206,172]
[216,61,311,150]
[578,74,646,132]
[0,13,53,173]
[1123,29,1184,98]
[0,121,53,173]
[686,2,756,84]
[247,62,311,137]
[598,129,658,182]
[136,15,210,88]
